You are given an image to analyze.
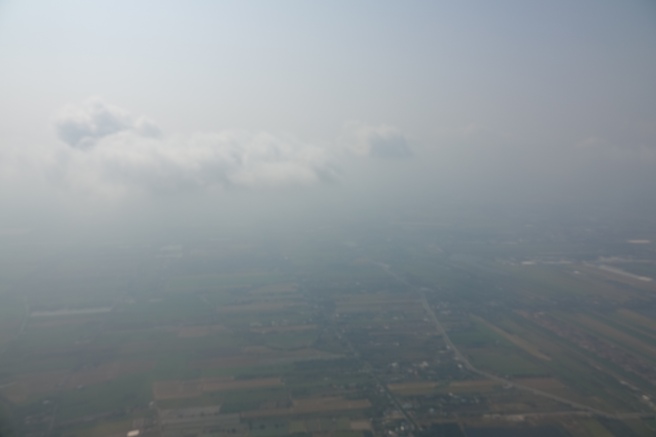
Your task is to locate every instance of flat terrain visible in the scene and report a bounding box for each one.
[1,211,656,436]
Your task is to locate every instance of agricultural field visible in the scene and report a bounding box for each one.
[1,210,656,436]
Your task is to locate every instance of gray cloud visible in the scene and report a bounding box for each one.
[54,99,161,149]
[341,122,412,159]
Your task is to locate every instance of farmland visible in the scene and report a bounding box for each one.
[1,207,656,436]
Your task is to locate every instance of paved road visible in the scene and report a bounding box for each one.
[370,259,655,421]
[417,290,615,419]
[333,328,420,431]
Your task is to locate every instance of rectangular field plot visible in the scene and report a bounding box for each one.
[153,377,283,400]
[467,349,548,377]
[388,379,502,396]
[241,396,372,418]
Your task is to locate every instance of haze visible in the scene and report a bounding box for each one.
[0,1,654,242]
[4,3,656,437]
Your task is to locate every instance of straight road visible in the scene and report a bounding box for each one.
[370,259,652,421]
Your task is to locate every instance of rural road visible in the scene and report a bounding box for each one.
[370,259,649,421]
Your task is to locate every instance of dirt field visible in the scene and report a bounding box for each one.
[335,293,424,314]
[28,314,110,329]
[387,381,440,396]
[174,324,230,338]
[241,396,371,418]
[516,377,567,391]
[65,360,153,389]
[578,265,655,295]
[516,377,591,404]
[444,380,502,394]
[473,316,551,361]
[193,348,341,369]
[350,420,373,431]
[1,360,152,404]
[153,377,283,400]
[388,379,501,396]
[249,283,298,294]
[217,300,303,313]
[570,313,656,360]
[1,371,66,403]
[617,308,656,333]
[250,324,316,334]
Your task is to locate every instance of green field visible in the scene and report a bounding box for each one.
[2,216,656,437]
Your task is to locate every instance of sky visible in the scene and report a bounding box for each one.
[1,1,655,239]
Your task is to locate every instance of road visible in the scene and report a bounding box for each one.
[370,259,654,421]
[333,327,420,431]
[417,290,616,418]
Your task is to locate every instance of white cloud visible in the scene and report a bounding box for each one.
[49,100,338,196]
[1,100,418,202]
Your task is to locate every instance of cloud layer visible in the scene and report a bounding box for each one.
[46,99,416,197]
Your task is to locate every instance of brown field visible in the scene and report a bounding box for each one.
[1,371,66,403]
[388,379,501,396]
[516,377,602,406]
[241,396,371,418]
[203,377,282,391]
[444,380,502,393]
[153,377,283,400]
[485,402,539,414]
[249,283,298,294]
[193,348,341,369]
[251,324,316,334]
[217,300,302,313]
[153,380,203,400]
[562,418,615,437]
[350,420,373,431]
[387,381,441,396]
[194,355,262,369]
[616,308,656,334]
[65,360,153,389]
[240,346,272,354]
[577,265,655,295]
[29,315,104,329]
[473,316,551,361]
[335,293,424,313]
[1,360,152,403]
[570,314,656,361]
[335,305,424,314]
[516,377,567,391]
[68,418,135,437]
[174,324,230,338]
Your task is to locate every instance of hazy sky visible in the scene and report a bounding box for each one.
[1,1,655,236]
